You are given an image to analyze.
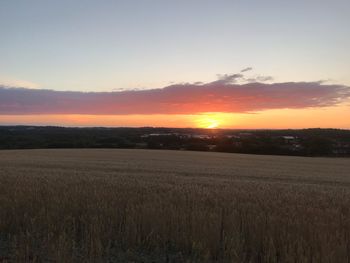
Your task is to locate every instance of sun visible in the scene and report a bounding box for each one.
[195,113,228,129]
[205,118,220,128]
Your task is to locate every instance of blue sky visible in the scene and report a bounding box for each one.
[1,0,349,91]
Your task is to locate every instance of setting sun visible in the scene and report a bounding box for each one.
[195,113,233,129]
[206,120,219,129]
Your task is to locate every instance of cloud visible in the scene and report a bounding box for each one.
[215,73,244,84]
[0,78,349,115]
[0,78,39,89]
[246,75,274,83]
[241,67,253,73]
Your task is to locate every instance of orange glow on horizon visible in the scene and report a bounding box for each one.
[195,113,234,129]
[0,105,349,129]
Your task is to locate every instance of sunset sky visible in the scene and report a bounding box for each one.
[1,0,349,128]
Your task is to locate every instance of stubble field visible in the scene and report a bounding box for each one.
[0,149,350,262]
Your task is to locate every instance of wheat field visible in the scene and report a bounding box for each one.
[0,149,350,262]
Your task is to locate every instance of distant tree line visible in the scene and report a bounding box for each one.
[0,126,349,157]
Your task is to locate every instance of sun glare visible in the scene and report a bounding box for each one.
[205,119,219,129]
[195,113,232,129]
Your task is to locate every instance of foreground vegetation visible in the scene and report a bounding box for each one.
[0,149,350,262]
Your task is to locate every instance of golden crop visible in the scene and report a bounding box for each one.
[0,149,349,262]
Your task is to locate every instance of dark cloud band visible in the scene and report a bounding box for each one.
[0,76,349,115]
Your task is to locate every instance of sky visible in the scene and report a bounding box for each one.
[0,0,350,128]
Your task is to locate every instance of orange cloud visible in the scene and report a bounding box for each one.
[0,77,349,115]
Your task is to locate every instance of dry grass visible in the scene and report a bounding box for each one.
[0,149,350,262]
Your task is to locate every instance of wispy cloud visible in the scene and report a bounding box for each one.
[240,67,253,73]
[246,75,274,83]
[0,75,349,115]
[0,77,40,89]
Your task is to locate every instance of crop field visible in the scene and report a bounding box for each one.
[0,149,350,262]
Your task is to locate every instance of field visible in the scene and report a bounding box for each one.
[0,149,350,262]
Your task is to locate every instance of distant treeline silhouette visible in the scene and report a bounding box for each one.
[0,126,349,157]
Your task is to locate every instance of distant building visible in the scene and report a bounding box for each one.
[225,135,241,139]
[281,136,298,144]
[191,134,212,139]
[142,133,178,137]
[332,142,350,155]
